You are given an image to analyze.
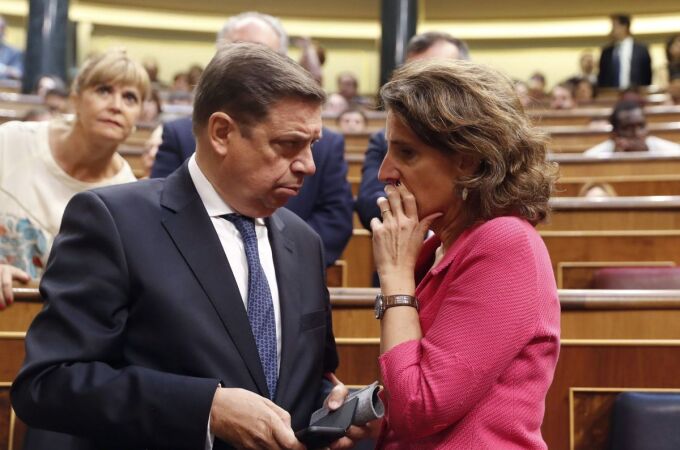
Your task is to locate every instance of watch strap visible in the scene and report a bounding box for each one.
[383,295,418,311]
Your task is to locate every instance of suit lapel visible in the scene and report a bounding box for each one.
[267,213,302,405]
[160,164,269,397]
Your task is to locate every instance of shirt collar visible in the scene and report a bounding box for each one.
[188,154,266,226]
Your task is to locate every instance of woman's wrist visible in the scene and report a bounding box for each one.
[378,275,416,296]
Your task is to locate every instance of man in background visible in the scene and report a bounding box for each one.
[598,14,652,88]
[585,100,680,155]
[355,31,469,229]
[152,12,353,268]
[0,15,23,80]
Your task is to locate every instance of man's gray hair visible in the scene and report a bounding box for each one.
[406,31,470,61]
[217,11,289,55]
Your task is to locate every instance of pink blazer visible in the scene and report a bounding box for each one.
[377,216,560,449]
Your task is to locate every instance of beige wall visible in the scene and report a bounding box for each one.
[1,0,678,95]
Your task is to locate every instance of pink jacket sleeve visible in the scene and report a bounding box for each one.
[378,221,552,439]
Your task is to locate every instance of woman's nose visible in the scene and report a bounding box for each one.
[378,153,399,185]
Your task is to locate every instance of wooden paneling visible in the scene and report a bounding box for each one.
[555,175,680,197]
[335,340,381,386]
[339,229,374,288]
[557,261,675,289]
[544,341,680,450]
[329,288,680,340]
[541,196,680,231]
[547,123,680,153]
[541,231,680,277]
[531,105,680,127]
[554,153,680,178]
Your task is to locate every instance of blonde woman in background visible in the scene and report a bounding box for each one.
[0,49,149,307]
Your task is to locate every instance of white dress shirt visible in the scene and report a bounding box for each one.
[188,154,282,364]
[188,155,283,449]
[584,136,680,156]
[618,36,634,89]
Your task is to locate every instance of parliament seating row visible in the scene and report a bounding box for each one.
[329,288,680,450]
[5,287,680,450]
[341,121,680,156]
[322,104,680,132]
[347,152,680,197]
[340,194,680,288]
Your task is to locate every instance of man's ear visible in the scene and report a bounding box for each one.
[207,111,236,156]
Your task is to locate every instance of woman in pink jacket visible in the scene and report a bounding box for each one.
[368,60,561,449]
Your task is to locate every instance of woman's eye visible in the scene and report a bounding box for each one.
[123,93,139,104]
[95,85,112,95]
[399,148,415,159]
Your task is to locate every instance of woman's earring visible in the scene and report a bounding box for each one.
[132,125,138,134]
[461,187,468,201]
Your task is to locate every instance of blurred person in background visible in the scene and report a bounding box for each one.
[44,88,70,115]
[0,15,23,80]
[337,71,373,108]
[514,80,532,108]
[187,64,203,89]
[337,108,367,134]
[323,92,349,114]
[574,77,597,105]
[0,49,149,308]
[296,36,325,85]
[585,100,680,155]
[528,72,547,102]
[578,50,598,85]
[33,74,66,98]
[550,81,577,110]
[598,14,652,88]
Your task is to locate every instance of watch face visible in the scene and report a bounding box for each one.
[374,295,384,319]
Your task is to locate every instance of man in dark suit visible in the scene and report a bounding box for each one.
[597,14,652,88]
[11,43,346,450]
[356,32,469,230]
[152,12,353,267]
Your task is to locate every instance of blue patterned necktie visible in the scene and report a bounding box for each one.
[223,214,278,399]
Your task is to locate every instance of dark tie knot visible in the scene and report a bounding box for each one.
[222,214,256,241]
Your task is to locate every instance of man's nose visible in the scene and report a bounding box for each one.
[292,145,316,176]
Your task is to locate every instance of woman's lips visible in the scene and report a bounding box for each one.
[98,118,123,128]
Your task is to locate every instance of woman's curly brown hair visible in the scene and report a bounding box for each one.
[380,59,558,225]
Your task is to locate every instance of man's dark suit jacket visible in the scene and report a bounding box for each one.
[151,117,354,267]
[598,40,652,88]
[11,164,339,449]
[355,129,387,230]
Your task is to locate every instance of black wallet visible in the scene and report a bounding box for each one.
[295,397,359,449]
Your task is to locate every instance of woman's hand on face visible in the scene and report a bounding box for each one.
[370,183,442,294]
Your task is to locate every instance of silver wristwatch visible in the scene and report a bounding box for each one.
[374,294,419,319]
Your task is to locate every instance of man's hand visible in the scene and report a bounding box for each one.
[0,264,30,309]
[210,387,304,450]
[324,373,382,449]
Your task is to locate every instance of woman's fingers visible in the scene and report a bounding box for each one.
[384,184,404,219]
[376,196,392,222]
[396,183,418,218]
